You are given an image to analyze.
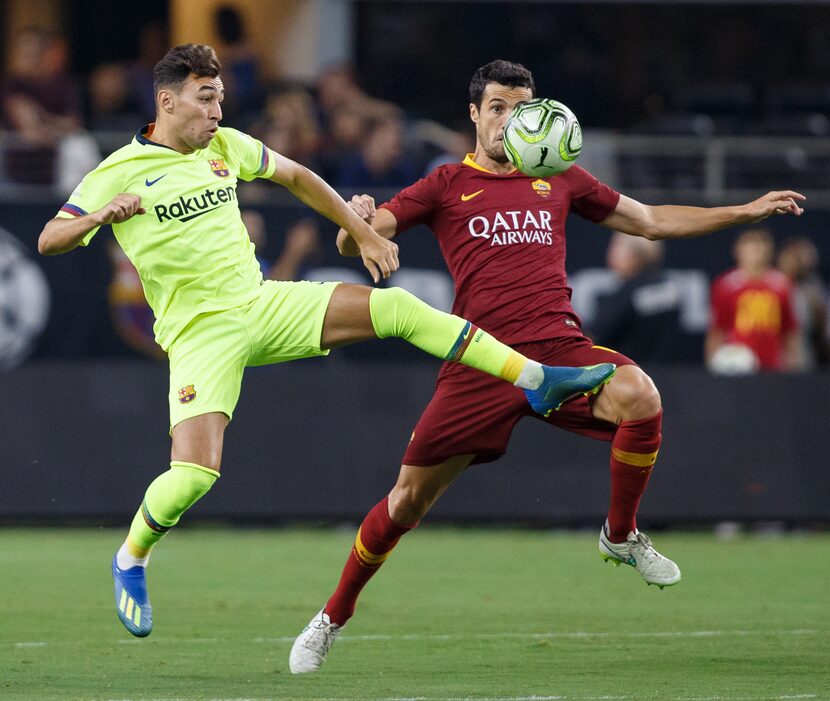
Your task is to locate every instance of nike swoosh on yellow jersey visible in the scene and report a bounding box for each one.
[460,189,484,201]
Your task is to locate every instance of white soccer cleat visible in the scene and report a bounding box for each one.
[598,522,681,588]
[289,608,342,674]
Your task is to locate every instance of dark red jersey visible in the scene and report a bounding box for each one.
[381,156,620,344]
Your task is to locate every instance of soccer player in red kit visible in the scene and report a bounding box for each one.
[289,60,806,673]
[707,227,799,371]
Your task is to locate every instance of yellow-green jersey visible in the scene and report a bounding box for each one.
[56,124,277,350]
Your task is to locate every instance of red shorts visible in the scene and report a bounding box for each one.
[402,335,637,467]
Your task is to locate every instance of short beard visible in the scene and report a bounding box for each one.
[483,142,509,164]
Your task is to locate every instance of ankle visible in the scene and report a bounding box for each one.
[116,541,150,569]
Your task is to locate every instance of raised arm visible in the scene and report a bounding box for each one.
[38,194,145,255]
[601,191,805,241]
[335,195,399,257]
[269,152,399,282]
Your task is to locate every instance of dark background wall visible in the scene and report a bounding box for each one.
[2,360,828,524]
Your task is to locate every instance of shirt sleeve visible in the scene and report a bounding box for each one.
[565,165,621,223]
[379,171,442,233]
[218,127,276,181]
[54,165,123,246]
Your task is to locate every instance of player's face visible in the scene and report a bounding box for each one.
[168,74,225,151]
[469,83,533,164]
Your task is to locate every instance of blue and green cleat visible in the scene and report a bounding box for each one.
[112,555,153,637]
[524,363,617,417]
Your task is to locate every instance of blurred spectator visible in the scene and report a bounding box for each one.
[335,115,419,190]
[316,106,365,182]
[87,63,143,131]
[86,22,167,133]
[411,119,477,175]
[250,88,321,169]
[213,5,263,119]
[242,210,322,281]
[315,63,401,129]
[706,228,799,373]
[124,22,169,119]
[1,27,99,190]
[777,236,829,369]
[314,63,403,181]
[587,232,684,363]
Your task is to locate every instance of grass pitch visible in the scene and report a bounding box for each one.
[1,527,828,701]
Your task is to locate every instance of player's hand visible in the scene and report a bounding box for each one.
[94,194,146,226]
[744,191,805,222]
[359,233,400,283]
[348,194,376,224]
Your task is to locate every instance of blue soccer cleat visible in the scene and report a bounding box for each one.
[112,555,153,637]
[524,363,617,417]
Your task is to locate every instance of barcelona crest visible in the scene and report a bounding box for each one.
[531,179,551,197]
[178,385,197,404]
[209,159,229,177]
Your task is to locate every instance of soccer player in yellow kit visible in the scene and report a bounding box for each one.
[37,44,615,638]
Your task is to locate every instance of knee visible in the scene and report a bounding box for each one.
[369,286,414,338]
[172,448,222,473]
[605,366,662,421]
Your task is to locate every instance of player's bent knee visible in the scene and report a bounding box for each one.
[369,287,420,338]
[607,366,662,420]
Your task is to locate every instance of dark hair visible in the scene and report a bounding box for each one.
[469,60,535,108]
[153,44,221,94]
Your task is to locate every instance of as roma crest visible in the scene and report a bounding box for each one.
[178,385,197,404]
[531,179,551,197]
[209,159,229,177]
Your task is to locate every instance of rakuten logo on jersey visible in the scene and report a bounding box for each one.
[154,185,237,223]
[467,210,553,246]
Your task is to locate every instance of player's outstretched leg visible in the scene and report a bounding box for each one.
[289,609,343,674]
[523,363,616,417]
[112,461,219,636]
[368,287,615,413]
[598,521,681,588]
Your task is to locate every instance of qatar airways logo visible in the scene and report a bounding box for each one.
[467,209,553,246]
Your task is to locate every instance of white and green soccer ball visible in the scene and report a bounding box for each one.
[502,98,582,177]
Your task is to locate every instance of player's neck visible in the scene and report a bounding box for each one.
[470,147,515,175]
[147,121,196,154]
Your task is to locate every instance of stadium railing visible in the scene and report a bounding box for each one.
[1,129,830,207]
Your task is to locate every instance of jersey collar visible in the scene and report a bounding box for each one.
[462,153,517,175]
[135,123,180,151]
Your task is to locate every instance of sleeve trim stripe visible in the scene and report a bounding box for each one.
[258,145,270,175]
[60,203,88,217]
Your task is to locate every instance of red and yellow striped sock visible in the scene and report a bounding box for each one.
[607,410,662,543]
[325,496,417,626]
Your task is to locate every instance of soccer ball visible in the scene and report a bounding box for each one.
[502,98,582,177]
[707,343,760,376]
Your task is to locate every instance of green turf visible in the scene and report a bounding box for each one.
[1,527,828,701]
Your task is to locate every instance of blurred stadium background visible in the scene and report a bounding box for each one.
[1,0,828,527]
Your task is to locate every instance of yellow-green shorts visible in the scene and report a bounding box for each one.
[167,280,340,429]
